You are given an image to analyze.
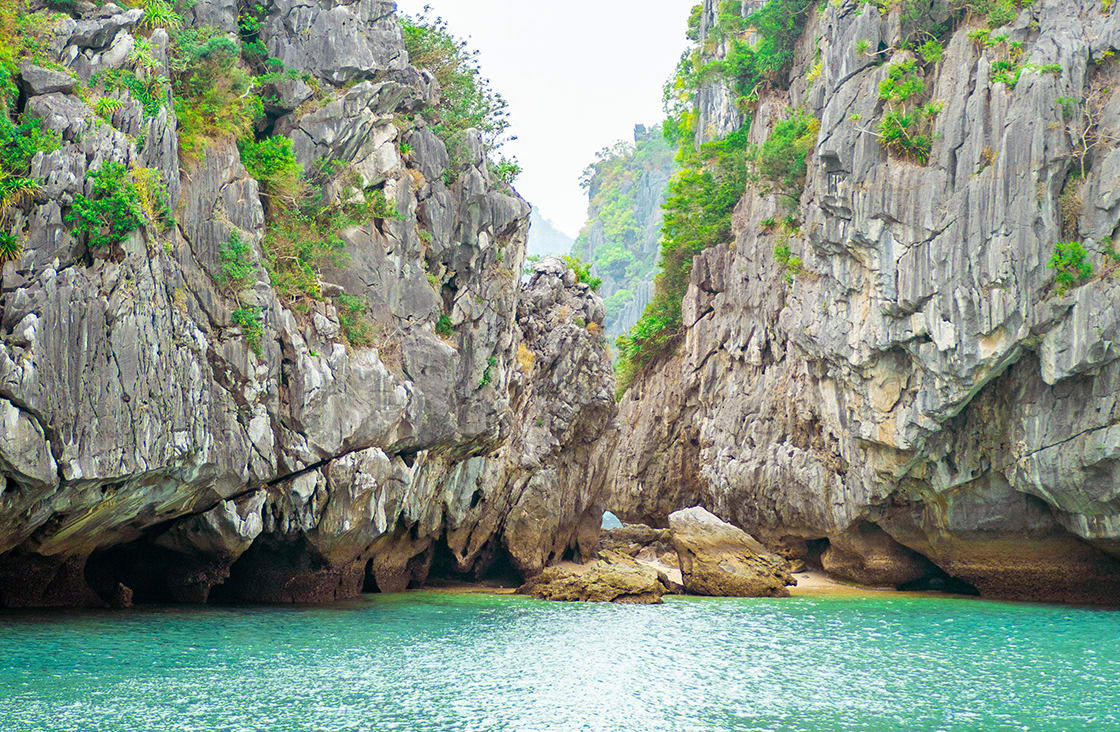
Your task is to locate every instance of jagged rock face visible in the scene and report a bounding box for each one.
[0,2,614,606]
[603,0,1120,604]
[438,258,618,580]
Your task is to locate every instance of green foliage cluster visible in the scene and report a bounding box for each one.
[950,0,1034,28]
[698,0,816,107]
[562,254,603,291]
[400,9,517,184]
[238,136,303,204]
[169,24,262,161]
[0,1,68,261]
[967,29,1060,89]
[336,293,374,348]
[85,10,177,120]
[435,313,455,338]
[877,59,941,164]
[261,188,396,303]
[138,0,182,32]
[489,158,521,185]
[0,1,71,110]
[918,39,944,63]
[0,230,19,261]
[0,116,60,250]
[230,131,391,314]
[751,109,819,201]
[94,68,165,118]
[67,161,169,250]
[0,116,60,175]
[773,241,804,283]
[232,306,263,356]
[479,355,497,387]
[75,7,267,162]
[863,0,1034,34]
[216,230,256,292]
[1048,241,1093,295]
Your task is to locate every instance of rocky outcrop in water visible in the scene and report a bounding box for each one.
[523,507,792,603]
[669,507,793,597]
[0,1,614,606]
[517,552,666,604]
[602,0,1120,605]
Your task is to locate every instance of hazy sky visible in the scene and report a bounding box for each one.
[394,0,694,237]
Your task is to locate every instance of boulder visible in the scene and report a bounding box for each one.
[517,552,664,604]
[669,507,793,597]
[597,523,674,558]
[19,64,76,96]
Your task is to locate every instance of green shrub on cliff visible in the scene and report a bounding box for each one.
[238,135,303,205]
[773,242,803,283]
[562,255,602,291]
[951,0,1032,27]
[0,2,72,109]
[170,25,262,162]
[400,9,516,182]
[752,110,820,202]
[0,230,20,261]
[696,0,816,107]
[232,306,263,356]
[216,231,257,293]
[67,162,150,249]
[0,5,64,244]
[0,116,60,229]
[1049,241,1093,295]
[236,133,390,310]
[336,293,374,348]
[876,59,940,164]
[616,0,814,393]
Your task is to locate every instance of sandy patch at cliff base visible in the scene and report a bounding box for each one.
[788,570,898,597]
[421,568,908,598]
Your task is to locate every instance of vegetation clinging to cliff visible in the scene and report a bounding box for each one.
[573,126,676,325]
[170,25,263,162]
[0,0,69,260]
[615,0,815,393]
[400,8,519,183]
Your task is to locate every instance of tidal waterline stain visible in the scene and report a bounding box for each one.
[1,593,1117,731]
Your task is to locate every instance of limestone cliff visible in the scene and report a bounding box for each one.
[0,0,615,606]
[574,125,676,339]
[603,0,1120,604]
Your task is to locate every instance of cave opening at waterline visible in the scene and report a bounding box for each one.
[425,535,524,589]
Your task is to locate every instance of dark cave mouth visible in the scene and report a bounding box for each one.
[799,535,980,597]
[424,536,524,589]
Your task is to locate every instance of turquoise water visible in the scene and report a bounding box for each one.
[1,593,1118,731]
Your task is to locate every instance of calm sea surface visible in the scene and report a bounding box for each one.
[1,592,1117,731]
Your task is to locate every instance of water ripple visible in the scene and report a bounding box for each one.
[1,594,1118,730]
